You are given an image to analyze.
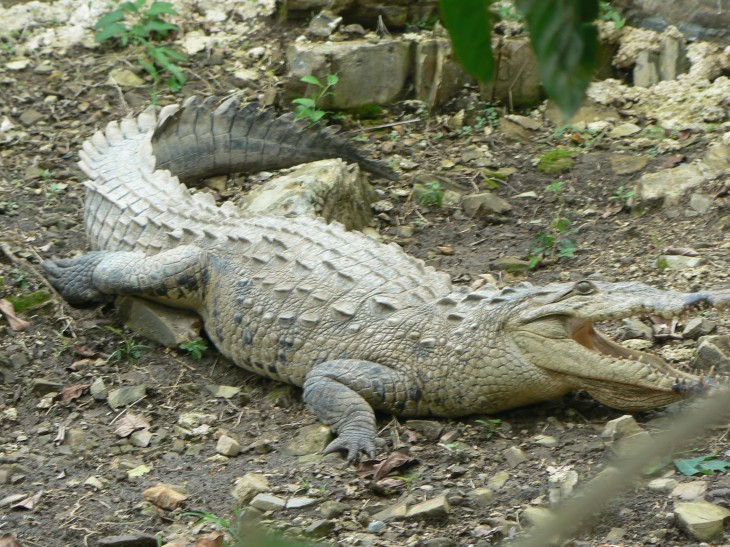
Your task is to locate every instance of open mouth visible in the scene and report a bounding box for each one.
[569,317,720,396]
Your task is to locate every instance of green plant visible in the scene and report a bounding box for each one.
[599,1,625,29]
[292,74,339,124]
[674,453,730,476]
[10,270,29,291]
[441,0,599,118]
[106,326,149,361]
[179,339,208,360]
[537,148,575,174]
[94,0,187,92]
[528,216,578,269]
[53,330,74,357]
[415,181,444,207]
[609,185,635,203]
[474,418,502,440]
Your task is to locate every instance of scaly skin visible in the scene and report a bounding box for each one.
[43,98,730,461]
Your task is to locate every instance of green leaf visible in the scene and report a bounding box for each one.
[439,0,494,83]
[516,0,599,119]
[674,455,710,476]
[157,46,187,61]
[94,10,126,30]
[146,1,179,16]
[95,22,129,42]
[142,20,179,36]
[300,74,323,87]
[700,459,730,472]
[140,59,159,81]
[118,1,141,13]
[308,110,326,122]
[292,97,316,107]
[326,73,339,86]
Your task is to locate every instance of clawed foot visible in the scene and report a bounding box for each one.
[42,253,107,305]
[323,435,387,463]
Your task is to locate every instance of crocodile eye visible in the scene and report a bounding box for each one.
[574,280,596,294]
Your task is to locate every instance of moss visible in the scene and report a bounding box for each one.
[349,103,384,120]
[537,148,575,174]
[7,290,52,313]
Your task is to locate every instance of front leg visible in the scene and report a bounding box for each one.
[303,359,418,462]
[42,245,208,305]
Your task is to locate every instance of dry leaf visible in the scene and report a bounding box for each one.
[72,344,99,358]
[12,491,43,511]
[0,532,24,547]
[143,484,187,511]
[115,412,151,438]
[357,451,414,480]
[56,384,89,402]
[0,299,30,332]
[194,531,225,547]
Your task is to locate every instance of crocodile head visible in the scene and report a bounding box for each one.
[504,279,729,411]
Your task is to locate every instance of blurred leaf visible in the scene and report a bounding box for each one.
[440,0,494,83]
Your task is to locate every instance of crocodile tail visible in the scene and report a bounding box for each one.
[151,96,399,182]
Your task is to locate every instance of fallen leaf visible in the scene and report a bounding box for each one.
[127,464,152,478]
[0,532,24,547]
[357,451,415,480]
[73,344,100,358]
[56,383,89,402]
[0,299,30,331]
[194,531,225,547]
[115,412,151,438]
[11,491,43,511]
[143,484,187,511]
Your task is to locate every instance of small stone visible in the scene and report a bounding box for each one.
[682,317,716,339]
[367,520,386,534]
[107,385,147,409]
[693,335,730,372]
[282,424,332,456]
[371,500,409,522]
[177,412,215,428]
[108,68,145,87]
[689,193,714,214]
[532,434,558,447]
[117,296,202,347]
[462,192,512,217]
[216,435,241,457]
[605,527,626,542]
[647,477,679,492]
[84,476,104,490]
[320,500,348,517]
[307,10,342,37]
[90,378,108,401]
[406,494,450,519]
[492,256,531,271]
[286,496,318,509]
[521,506,553,526]
[503,446,528,467]
[5,59,31,71]
[548,469,578,504]
[610,154,648,175]
[422,538,456,547]
[503,114,541,130]
[97,533,159,547]
[371,200,395,213]
[130,429,152,448]
[656,255,704,270]
[304,519,336,538]
[674,501,730,541]
[249,493,286,512]
[231,472,270,504]
[405,420,443,441]
[31,378,63,395]
[466,488,495,507]
[671,481,707,501]
[488,470,510,490]
[601,415,644,442]
[19,109,44,127]
[608,123,641,138]
[206,385,241,399]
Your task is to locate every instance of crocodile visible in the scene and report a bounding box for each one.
[43,97,729,461]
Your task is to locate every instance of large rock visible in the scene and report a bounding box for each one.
[414,38,472,108]
[481,38,542,107]
[116,296,202,348]
[286,40,411,109]
[613,0,730,42]
[237,159,376,231]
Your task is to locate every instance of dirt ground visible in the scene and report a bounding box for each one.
[1,6,730,547]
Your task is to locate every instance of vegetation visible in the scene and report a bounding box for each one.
[94,0,187,93]
[674,453,730,476]
[105,326,149,361]
[536,148,575,174]
[179,339,208,360]
[6,289,51,313]
[414,181,445,207]
[293,74,339,124]
[440,0,599,118]
[528,181,579,268]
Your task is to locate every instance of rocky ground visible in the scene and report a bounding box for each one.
[1,2,730,546]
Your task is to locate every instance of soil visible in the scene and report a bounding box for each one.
[1,9,730,547]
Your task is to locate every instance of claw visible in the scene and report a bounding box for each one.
[323,435,380,463]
